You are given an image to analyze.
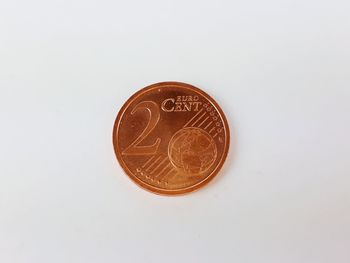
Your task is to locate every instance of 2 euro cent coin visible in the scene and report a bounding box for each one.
[113,82,230,195]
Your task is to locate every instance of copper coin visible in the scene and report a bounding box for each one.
[113,82,230,195]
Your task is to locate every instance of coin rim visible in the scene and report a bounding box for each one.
[113,81,230,195]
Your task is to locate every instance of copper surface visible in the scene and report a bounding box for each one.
[113,82,230,195]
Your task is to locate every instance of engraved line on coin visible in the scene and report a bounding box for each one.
[209,127,216,134]
[197,116,210,128]
[164,169,178,181]
[213,133,218,139]
[145,155,163,172]
[142,155,156,168]
[183,108,204,127]
[155,163,173,180]
[161,168,177,181]
[191,112,207,127]
[204,121,213,130]
[154,163,172,179]
[150,157,169,175]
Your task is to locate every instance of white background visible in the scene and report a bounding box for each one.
[1,1,349,262]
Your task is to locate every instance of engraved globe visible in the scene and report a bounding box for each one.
[168,127,217,175]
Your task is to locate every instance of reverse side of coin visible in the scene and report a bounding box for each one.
[113,82,230,195]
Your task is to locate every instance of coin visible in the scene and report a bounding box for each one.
[113,82,230,195]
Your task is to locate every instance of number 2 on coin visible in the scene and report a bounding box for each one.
[122,101,161,155]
